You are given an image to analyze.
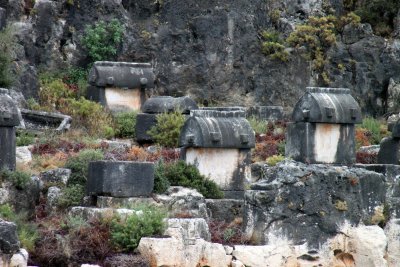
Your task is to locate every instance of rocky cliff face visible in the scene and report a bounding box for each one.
[1,0,400,114]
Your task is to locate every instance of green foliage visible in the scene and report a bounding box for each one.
[0,27,15,87]
[111,205,166,251]
[57,184,85,208]
[248,117,267,134]
[158,161,223,199]
[355,0,400,37]
[82,19,125,62]
[16,130,36,146]
[114,111,137,139]
[261,30,288,62]
[0,204,38,252]
[39,77,75,111]
[359,117,385,145]
[147,110,186,148]
[60,97,115,138]
[0,169,32,190]
[61,214,89,232]
[266,154,285,166]
[65,149,104,186]
[153,160,170,194]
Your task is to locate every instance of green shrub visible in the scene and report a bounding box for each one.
[82,19,125,62]
[153,160,170,194]
[39,78,75,111]
[111,205,166,251]
[359,117,386,145]
[65,149,104,186]
[60,97,115,138]
[260,30,288,62]
[147,110,186,148]
[248,117,267,134]
[0,27,15,87]
[158,161,223,199]
[0,204,14,220]
[0,170,32,190]
[57,184,85,208]
[16,130,36,146]
[114,111,137,139]
[266,155,285,166]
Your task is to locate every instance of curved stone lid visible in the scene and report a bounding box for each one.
[88,61,155,89]
[179,110,255,149]
[292,87,362,124]
[0,88,20,126]
[141,96,198,114]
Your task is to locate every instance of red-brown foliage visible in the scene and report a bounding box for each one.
[356,151,378,164]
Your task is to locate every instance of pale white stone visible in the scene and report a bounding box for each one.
[10,249,28,267]
[385,219,400,267]
[223,245,233,255]
[231,259,245,267]
[105,87,142,112]
[16,146,32,164]
[314,123,340,163]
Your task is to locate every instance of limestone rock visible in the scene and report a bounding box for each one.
[0,220,19,254]
[10,249,28,267]
[385,219,400,267]
[387,78,400,114]
[69,207,135,221]
[46,186,61,211]
[166,218,211,241]
[15,146,32,165]
[40,168,71,186]
[156,186,208,219]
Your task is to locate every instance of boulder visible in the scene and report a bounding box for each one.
[9,249,28,267]
[15,146,32,165]
[46,186,61,212]
[40,168,71,186]
[0,220,19,254]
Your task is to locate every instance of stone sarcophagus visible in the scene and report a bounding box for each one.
[0,89,20,170]
[87,61,155,113]
[285,87,362,164]
[179,110,255,197]
[136,96,198,143]
[378,120,400,164]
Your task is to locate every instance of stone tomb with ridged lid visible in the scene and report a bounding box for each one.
[285,87,362,164]
[86,61,155,113]
[179,109,255,197]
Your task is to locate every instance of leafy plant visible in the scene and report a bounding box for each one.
[65,149,104,186]
[82,19,125,62]
[114,111,137,139]
[147,110,186,148]
[0,169,32,190]
[157,160,223,198]
[57,184,85,208]
[16,130,36,146]
[248,117,267,134]
[153,160,170,194]
[266,154,285,166]
[261,30,289,62]
[359,117,386,145]
[111,205,166,251]
[0,27,15,87]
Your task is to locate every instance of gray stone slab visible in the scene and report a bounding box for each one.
[87,161,154,197]
[141,96,198,114]
[0,8,6,31]
[246,106,284,121]
[136,113,157,143]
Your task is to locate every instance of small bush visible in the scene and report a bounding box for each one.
[261,30,288,62]
[60,97,115,138]
[157,161,223,199]
[0,203,14,220]
[359,117,386,145]
[0,27,15,87]
[111,205,166,251]
[153,161,170,194]
[82,19,125,62]
[0,169,32,190]
[16,130,36,146]
[65,149,104,186]
[248,117,267,134]
[266,154,285,166]
[147,110,186,148]
[39,78,75,111]
[57,184,85,208]
[114,111,137,139]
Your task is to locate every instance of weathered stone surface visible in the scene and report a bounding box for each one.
[156,186,208,219]
[96,196,158,209]
[138,218,230,267]
[9,248,28,267]
[69,207,135,221]
[46,186,61,212]
[103,254,150,267]
[205,199,243,222]
[0,7,6,31]
[141,96,198,114]
[135,113,157,143]
[0,220,19,254]
[358,145,380,154]
[20,109,71,131]
[243,160,387,248]
[285,122,356,164]
[87,161,154,197]
[89,62,155,89]
[180,110,255,149]
[378,137,400,164]
[15,146,32,165]
[40,168,71,185]
[385,219,400,267]
[292,87,362,124]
